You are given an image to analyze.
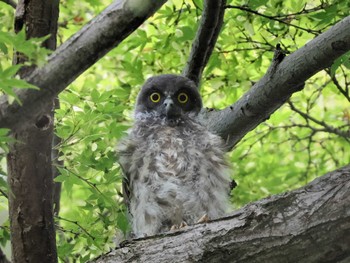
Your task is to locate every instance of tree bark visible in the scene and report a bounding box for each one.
[7,122,57,263]
[7,0,59,262]
[93,165,350,263]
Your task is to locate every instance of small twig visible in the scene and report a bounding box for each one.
[191,0,202,11]
[63,168,102,194]
[217,47,273,53]
[56,216,95,241]
[325,68,350,103]
[55,223,80,236]
[172,0,187,26]
[237,38,275,48]
[319,141,340,167]
[225,5,320,35]
[306,79,331,112]
[288,101,350,139]
[0,0,16,8]
[341,66,349,95]
[272,3,328,19]
[62,167,121,212]
[0,188,8,199]
[303,134,314,183]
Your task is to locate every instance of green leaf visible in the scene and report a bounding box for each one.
[330,51,350,76]
[116,211,130,235]
[0,42,8,54]
[1,65,22,78]
[244,20,255,36]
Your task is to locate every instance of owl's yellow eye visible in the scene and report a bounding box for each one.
[150,92,161,103]
[177,92,188,104]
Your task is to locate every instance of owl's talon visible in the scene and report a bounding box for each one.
[170,225,179,231]
[170,221,187,232]
[179,221,187,228]
[197,214,209,224]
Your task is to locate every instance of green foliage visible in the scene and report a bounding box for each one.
[0,29,51,103]
[0,0,349,262]
[53,74,130,261]
[331,50,350,76]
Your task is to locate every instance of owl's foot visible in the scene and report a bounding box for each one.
[197,214,209,224]
[170,224,178,231]
[170,221,188,231]
[180,221,188,228]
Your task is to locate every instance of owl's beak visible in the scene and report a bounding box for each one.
[163,97,179,119]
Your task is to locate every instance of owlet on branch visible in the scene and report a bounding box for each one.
[117,74,232,237]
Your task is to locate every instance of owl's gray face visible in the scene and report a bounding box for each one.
[135,74,202,122]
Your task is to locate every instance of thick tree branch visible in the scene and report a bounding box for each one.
[94,165,350,262]
[201,16,350,149]
[0,0,167,131]
[182,0,226,85]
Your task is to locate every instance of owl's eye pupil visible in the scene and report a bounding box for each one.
[178,93,188,104]
[150,92,161,103]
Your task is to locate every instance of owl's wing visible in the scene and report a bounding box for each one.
[120,163,131,208]
[116,137,135,210]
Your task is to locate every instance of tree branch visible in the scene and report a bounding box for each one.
[93,165,350,262]
[0,0,167,131]
[200,16,350,149]
[0,0,16,9]
[0,188,8,199]
[182,0,226,86]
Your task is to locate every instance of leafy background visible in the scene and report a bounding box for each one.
[0,0,349,261]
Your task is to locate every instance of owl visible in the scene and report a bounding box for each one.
[117,74,232,237]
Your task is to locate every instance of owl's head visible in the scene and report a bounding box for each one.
[135,74,202,122]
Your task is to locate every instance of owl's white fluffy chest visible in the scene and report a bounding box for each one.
[118,115,231,237]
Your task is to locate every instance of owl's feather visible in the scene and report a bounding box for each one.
[118,112,231,237]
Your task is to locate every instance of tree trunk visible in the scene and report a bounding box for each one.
[7,121,57,263]
[93,165,350,263]
[7,0,59,262]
